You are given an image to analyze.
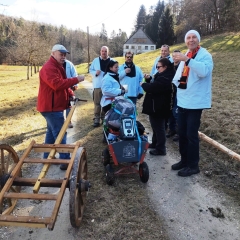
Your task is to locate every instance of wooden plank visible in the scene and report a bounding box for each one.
[199,131,240,162]
[0,140,36,206]
[0,215,51,225]
[13,177,64,188]
[4,192,58,200]
[33,144,76,153]
[0,221,47,228]
[47,145,81,230]
[33,143,77,149]
[23,158,70,164]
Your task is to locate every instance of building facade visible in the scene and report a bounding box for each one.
[123,28,156,56]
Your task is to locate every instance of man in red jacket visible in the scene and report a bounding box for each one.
[37,44,84,170]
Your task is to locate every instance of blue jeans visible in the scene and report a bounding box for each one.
[65,108,70,118]
[177,107,202,168]
[41,111,70,159]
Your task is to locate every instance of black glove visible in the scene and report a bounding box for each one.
[137,93,144,99]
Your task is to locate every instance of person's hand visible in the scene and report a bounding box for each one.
[137,93,144,99]
[144,73,150,79]
[95,70,101,76]
[77,75,85,82]
[173,52,189,62]
[71,85,78,91]
[125,68,131,74]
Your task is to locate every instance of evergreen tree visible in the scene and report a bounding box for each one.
[145,1,165,44]
[134,5,147,32]
[158,6,175,47]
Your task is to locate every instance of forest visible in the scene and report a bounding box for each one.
[0,0,239,77]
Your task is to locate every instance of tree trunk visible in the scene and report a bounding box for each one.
[27,64,29,80]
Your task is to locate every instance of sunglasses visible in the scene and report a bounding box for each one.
[156,66,163,69]
[126,56,133,59]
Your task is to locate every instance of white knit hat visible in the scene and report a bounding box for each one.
[184,30,201,42]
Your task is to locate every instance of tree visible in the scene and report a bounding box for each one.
[99,23,108,43]
[134,5,147,32]
[109,29,127,57]
[145,1,165,44]
[158,6,175,46]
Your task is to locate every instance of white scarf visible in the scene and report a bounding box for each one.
[172,51,189,87]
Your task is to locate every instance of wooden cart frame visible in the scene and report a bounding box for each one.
[0,99,90,230]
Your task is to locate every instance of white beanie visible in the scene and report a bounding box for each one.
[184,30,201,42]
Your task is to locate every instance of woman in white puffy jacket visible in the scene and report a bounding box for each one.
[100,60,125,113]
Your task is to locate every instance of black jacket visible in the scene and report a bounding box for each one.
[141,68,175,117]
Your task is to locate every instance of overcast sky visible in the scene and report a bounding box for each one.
[0,0,162,37]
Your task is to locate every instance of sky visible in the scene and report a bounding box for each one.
[0,0,162,37]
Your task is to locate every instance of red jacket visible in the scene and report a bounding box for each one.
[37,56,79,112]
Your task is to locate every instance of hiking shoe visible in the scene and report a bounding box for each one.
[173,134,179,141]
[93,118,100,127]
[93,122,100,127]
[60,164,68,170]
[148,143,156,149]
[68,122,73,128]
[149,149,166,156]
[171,161,187,170]
[166,130,176,138]
[178,167,200,177]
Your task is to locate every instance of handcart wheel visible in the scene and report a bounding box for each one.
[69,147,88,227]
[105,164,114,185]
[0,144,22,215]
[139,162,149,183]
[102,148,110,166]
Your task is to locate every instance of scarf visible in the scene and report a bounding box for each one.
[109,71,120,85]
[177,45,200,89]
[124,62,136,78]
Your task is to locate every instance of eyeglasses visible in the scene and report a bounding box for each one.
[126,56,133,59]
[156,66,163,69]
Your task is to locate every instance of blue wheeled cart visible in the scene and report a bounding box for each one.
[102,100,149,185]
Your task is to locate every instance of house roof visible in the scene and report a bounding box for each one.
[124,28,155,45]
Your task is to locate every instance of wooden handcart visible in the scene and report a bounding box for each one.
[0,98,90,230]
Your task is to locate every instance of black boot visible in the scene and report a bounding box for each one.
[171,161,187,170]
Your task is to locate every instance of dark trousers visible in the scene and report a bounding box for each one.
[149,115,166,154]
[103,104,111,114]
[177,107,202,168]
[127,97,137,105]
[167,97,178,132]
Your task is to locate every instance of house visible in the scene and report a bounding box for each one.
[123,28,156,56]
